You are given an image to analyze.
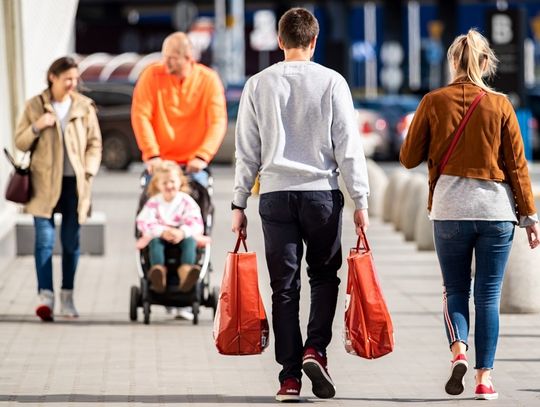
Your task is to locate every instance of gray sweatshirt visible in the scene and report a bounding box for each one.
[233,61,370,209]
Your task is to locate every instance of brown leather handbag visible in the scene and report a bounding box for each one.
[4,145,35,204]
[4,95,44,204]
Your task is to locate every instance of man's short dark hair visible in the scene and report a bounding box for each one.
[278,7,319,49]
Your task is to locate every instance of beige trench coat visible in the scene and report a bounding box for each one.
[14,90,102,224]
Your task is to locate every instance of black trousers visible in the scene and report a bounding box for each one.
[259,190,343,383]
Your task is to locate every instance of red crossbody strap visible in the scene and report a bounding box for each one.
[438,91,486,174]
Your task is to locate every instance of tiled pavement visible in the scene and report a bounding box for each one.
[0,164,539,406]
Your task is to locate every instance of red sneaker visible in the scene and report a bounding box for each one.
[302,347,336,399]
[445,354,468,395]
[475,382,498,400]
[36,289,54,322]
[275,378,301,402]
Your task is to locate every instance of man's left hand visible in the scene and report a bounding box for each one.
[186,157,208,173]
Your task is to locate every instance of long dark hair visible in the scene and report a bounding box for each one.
[46,56,78,88]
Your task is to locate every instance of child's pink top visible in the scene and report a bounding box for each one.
[136,191,204,238]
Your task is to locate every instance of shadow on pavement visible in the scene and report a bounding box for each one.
[335,397,474,403]
[0,314,213,327]
[0,394,290,404]
[495,358,540,362]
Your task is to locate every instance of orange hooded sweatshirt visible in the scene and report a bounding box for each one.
[131,62,227,163]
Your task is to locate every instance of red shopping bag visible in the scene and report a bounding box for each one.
[344,230,394,359]
[213,236,270,355]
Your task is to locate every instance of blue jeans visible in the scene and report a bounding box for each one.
[259,190,344,383]
[433,220,514,369]
[188,170,209,188]
[34,177,80,292]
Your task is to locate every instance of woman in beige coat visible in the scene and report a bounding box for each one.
[15,56,102,321]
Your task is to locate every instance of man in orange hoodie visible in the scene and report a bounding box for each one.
[131,32,227,185]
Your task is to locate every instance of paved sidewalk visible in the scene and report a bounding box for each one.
[0,165,539,406]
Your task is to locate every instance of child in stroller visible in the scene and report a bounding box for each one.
[130,161,218,325]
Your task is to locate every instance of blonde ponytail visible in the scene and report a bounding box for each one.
[447,28,505,96]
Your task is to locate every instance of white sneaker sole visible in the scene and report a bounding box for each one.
[445,360,468,395]
[475,392,499,400]
[275,394,300,402]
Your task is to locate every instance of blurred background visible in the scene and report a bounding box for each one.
[1,0,540,261]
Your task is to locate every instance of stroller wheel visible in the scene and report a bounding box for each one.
[130,286,140,321]
[192,301,200,325]
[143,301,151,325]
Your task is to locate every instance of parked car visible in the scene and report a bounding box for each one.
[81,82,139,170]
[355,108,390,159]
[81,82,237,170]
[354,95,420,159]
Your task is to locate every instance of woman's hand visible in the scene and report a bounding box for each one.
[526,223,540,249]
[33,113,56,132]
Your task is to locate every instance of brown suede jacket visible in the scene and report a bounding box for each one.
[400,81,536,216]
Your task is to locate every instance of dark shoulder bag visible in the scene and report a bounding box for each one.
[4,95,44,204]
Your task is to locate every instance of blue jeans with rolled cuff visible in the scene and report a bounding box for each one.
[433,220,514,369]
[34,176,80,292]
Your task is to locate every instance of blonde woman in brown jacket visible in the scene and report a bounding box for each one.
[15,56,102,322]
[400,29,539,400]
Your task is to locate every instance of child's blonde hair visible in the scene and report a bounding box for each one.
[147,161,190,197]
[447,28,504,96]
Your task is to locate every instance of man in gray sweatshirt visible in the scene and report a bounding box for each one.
[231,7,370,402]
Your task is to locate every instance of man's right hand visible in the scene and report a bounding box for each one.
[232,209,248,239]
[145,157,162,175]
[354,209,370,235]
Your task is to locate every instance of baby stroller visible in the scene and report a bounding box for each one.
[129,168,219,325]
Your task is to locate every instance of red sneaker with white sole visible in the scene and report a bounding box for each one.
[302,347,336,399]
[275,378,301,402]
[36,289,54,322]
[475,382,498,400]
[445,354,468,395]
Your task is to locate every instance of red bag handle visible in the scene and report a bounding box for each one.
[355,229,371,253]
[438,91,486,175]
[233,235,248,253]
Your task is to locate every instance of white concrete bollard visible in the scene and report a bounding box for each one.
[414,181,435,251]
[382,169,410,224]
[391,172,412,230]
[401,174,426,241]
[500,227,540,313]
[366,159,389,218]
